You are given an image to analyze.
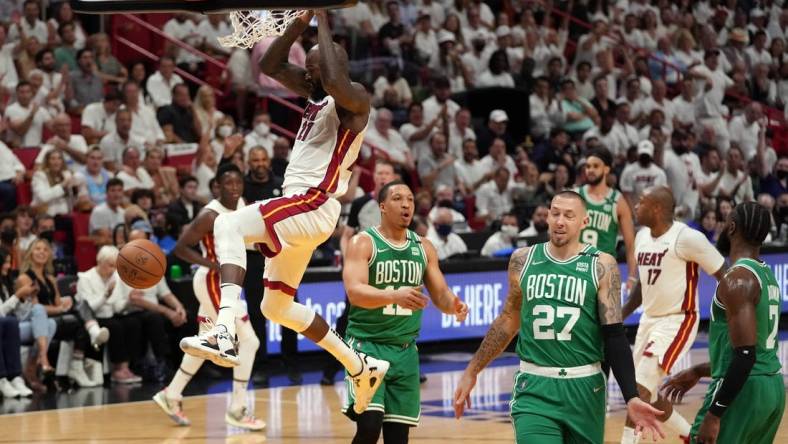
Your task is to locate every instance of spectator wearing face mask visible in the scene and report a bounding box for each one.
[244,111,277,158]
[427,185,468,232]
[481,213,519,257]
[426,207,468,260]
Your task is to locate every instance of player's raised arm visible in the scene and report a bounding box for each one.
[453,247,528,419]
[343,233,428,311]
[314,10,370,115]
[259,11,314,98]
[596,252,665,441]
[695,268,759,443]
[173,209,217,270]
[421,237,468,321]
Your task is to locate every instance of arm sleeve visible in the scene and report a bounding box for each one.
[675,226,725,275]
[602,323,639,402]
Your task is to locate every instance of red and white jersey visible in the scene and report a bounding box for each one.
[282,95,368,198]
[635,221,724,317]
[199,198,246,269]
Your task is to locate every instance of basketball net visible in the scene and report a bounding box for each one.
[218,10,302,49]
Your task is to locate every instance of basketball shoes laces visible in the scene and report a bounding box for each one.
[180,319,240,367]
[349,353,390,414]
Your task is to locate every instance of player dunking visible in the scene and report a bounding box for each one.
[453,191,664,443]
[153,164,264,431]
[342,181,468,443]
[620,187,726,444]
[662,202,785,444]
[180,10,389,414]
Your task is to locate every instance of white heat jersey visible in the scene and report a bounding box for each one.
[635,221,724,317]
[282,95,368,198]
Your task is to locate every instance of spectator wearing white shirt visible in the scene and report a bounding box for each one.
[636,79,673,128]
[447,108,475,158]
[89,178,125,245]
[421,76,460,124]
[429,31,469,92]
[116,147,155,195]
[364,108,414,171]
[427,185,468,231]
[0,140,25,211]
[573,61,594,101]
[745,30,773,69]
[196,14,231,56]
[413,10,438,63]
[419,0,444,29]
[751,62,777,106]
[519,205,550,238]
[36,113,88,169]
[529,77,560,142]
[619,140,668,211]
[192,84,224,139]
[81,89,121,145]
[31,150,88,216]
[689,50,734,154]
[657,129,703,220]
[399,102,438,162]
[494,26,524,74]
[671,77,697,131]
[34,49,64,101]
[479,138,518,177]
[48,2,87,50]
[163,14,203,69]
[475,49,515,88]
[0,26,19,95]
[728,103,763,161]
[455,139,489,193]
[609,101,640,157]
[244,111,277,158]
[7,0,49,46]
[461,35,493,82]
[426,207,468,260]
[122,81,165,145]
[145,56,184,109]
[5,81,52,147]
[372,63,412,111]
[475,167,515,224]
[713,146,754,203]
[99,109,147,172]
[481,213,519,257]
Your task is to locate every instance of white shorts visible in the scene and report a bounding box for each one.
[193,266,249,322]
[632,312,699,374]
[255,189,341,296]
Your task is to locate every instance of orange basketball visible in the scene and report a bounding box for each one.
[117,239,167,289]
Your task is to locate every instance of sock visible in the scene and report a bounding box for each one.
[317,328,362,376]
[86,322,100,338]
[231,321,259,412]
[230,378,248,412]
[217,284,242,337]
[621,426,640,444]
[664,410,691,437]
[167,354,204,400]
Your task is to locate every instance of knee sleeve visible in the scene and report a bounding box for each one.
[260,289,315,333]
[382,422,410,444]
[214,212,248,269]
[636,356,664,403]
[352,411,383,444]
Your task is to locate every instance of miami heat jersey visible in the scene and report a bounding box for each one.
[634,221,724,317]
[282,95,368,199]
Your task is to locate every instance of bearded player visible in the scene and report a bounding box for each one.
[179,10,389,414]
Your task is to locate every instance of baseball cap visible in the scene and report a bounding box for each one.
[489,109,509,123]
[637,140,655,157]
[438,30,455,45]
[496,25,512,38]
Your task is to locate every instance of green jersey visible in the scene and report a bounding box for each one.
[517,243,604,367]
[709,258,783,378]
[346,227,428,345]
[578,185,620,255]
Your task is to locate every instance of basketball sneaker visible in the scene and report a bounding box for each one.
[225,406,266,431]
[153,389,190,426]
[180,322,239,368]
[349,353,390,414]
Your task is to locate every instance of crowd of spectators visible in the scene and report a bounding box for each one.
[0,0,787,395]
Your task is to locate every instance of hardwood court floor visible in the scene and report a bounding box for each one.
[1,344,787,443]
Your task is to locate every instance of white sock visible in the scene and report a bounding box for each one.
[621,426,640,444]
[664,410,691,437]
[231,321,259,412]
[230,378,248,412]
[167,354,204,400]
[217,284,242,337]
[87,322,100,338]
[317,328,362,376]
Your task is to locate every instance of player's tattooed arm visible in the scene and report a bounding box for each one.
[596,253,623,325]
[466,247,528,376]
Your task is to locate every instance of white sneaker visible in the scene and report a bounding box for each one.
[10,376,32,397]
[90,327,110,350]
[84,358,104,387]
[225,406,265,431]
[349,353,390,414]
[69,359,96,387]
[180,323,239,368]
[0,378,20,398]
[153,389,190,426]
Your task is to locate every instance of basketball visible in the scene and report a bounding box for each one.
[117,239,167,289]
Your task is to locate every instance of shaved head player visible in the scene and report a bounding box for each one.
[454,191,664,443]
[180,10,388,415]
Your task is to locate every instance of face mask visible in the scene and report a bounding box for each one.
[501,225,519,239]
[1,228,16,244]
[437,199,454,208]
[255,122,270,136]
[472,41,485,52]
[38,230,54,243]
[777,170,788,180]
[436,223,453,237]
[533,221,549,232]
[218,125,233,138]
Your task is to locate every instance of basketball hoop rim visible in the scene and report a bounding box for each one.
[72,0,357,14]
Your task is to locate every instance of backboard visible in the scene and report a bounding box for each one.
[71,0,357,14]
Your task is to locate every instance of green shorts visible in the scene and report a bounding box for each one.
[342,336,421,426]
[510,369,607,444]
[690,374,785,444]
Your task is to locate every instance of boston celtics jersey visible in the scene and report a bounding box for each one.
[346,227,428,345]
[578,185,620,255]
[517,243,604,367]
[709,258,783,378]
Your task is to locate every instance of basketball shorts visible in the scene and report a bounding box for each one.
[193,266,249,321]
[342,337,421,426]
[510,362,606,444]
[633,312,698,374]
[256,188,341,296]
[690,374,785,444]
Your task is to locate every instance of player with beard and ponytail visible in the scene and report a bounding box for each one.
[577,147,638,289]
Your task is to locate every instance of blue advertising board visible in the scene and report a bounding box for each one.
[264,252,788,354]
